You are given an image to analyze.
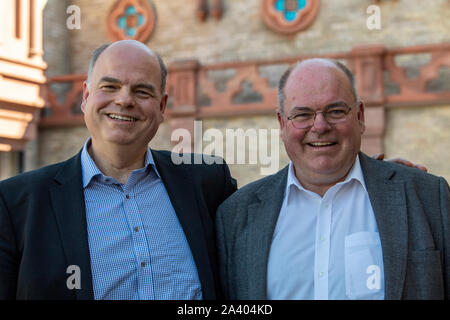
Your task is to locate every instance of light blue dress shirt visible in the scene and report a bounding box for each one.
[80,139,202,300]
[267,155,385,300]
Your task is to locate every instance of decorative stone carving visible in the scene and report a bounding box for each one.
[196,0,208,22]
[107,0,157,42]
[196,0,223,22]
[41,43,450,156]
[261,0,320,35]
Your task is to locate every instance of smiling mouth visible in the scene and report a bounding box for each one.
[307,141,337,147]
[107,113,138,122]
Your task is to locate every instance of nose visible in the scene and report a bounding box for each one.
[115,87,134,108]
[310,112,331,134]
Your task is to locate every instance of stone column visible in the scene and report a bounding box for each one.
[166,59,200,153]
[350,44,386,156]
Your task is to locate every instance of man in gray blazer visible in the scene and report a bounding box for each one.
[216,58,449,300]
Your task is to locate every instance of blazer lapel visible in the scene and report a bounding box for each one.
[359,153,408,300]
[246,166,288,299]
[151,151,216,299]
[49,152,94,300]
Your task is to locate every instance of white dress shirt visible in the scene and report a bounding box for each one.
[267,155,385,300]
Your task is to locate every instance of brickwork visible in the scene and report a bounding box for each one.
[0,152,19,181]
[385,104,450,182]
[43,0,71,77]
[34,0,450,186]
[202,116,288,187]
[37,121,173,167]
[38,125,90,166]
[67,0,450,73]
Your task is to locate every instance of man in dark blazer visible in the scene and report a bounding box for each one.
[0,40,236,299]
[216,58,449,300]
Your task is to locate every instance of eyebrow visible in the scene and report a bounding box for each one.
[98,77,157,93]
[99,76,121,85]
[290,101,349,112]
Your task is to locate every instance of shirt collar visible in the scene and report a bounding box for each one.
[80,138,160,188]
[285,154,367,201]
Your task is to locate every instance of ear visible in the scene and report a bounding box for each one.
[160,94,168,113]
[80,81,89,114]
[357,101,366,134]
[277,110,286,140]
[277,110,284,129]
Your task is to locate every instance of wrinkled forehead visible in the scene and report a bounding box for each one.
[91,43,161,83]
[284,61,354,109]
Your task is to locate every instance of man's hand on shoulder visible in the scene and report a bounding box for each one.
[372,153,428,172]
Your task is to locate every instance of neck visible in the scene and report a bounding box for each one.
[88,139,148,184]
[293,162,355,197]
[295,175,343,197]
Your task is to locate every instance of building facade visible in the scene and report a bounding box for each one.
[1,0,449,186]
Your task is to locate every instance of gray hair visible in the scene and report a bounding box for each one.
[86,43,168,94]
[278,59,358,115]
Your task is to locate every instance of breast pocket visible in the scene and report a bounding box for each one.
[345,231,385,300]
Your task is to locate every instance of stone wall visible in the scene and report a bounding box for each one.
[0,152,20,181]
[385,104,450,182]
[202,115,288,188]
[66,0,450,73]
[43,0,71,76]
[37,121,173,167]
[34,0,450,187]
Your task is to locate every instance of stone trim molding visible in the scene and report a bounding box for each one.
[40,43,450,155]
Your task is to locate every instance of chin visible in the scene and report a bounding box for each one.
[104,135,136,146]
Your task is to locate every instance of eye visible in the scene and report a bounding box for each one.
[101,84,117,91]
[326,107,348,119]
[293,112,314,119]
[329,109,346,115]
[135,90,152,98]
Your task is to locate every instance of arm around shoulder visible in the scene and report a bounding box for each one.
[221,161,237,203]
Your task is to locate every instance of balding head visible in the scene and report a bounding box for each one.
[86,40,167,94]
[81,40,169,156]
[278,58,357,115]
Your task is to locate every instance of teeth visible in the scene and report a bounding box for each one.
[107,114,136,122]
[309,142,335,147]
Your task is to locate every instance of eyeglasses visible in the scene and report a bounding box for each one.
[286,101,359,129]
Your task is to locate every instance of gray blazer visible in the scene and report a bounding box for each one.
[216,152,449,300]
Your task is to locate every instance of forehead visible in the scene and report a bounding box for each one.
[91,45,161,87]
[284,62,354,110]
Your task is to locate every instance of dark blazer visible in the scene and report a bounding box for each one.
[216,152,449,300]
[0,150,236,300]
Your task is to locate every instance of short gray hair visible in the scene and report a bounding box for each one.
[278,59,358,115]
[86,43,168,94]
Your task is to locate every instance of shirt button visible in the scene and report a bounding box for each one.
[125,194,130,199]
[133,227,139,232]
[324,204,329,209]
[141,262,146,268]
[320,235,326,241]
[319,271,324,277]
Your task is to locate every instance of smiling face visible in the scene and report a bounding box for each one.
[277,60,365,192]
[81,41,167,153]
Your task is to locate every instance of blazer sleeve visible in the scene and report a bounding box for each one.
[0,191,19,299]
[439,177,450,299]
[216,202,230,299]
[222,161,237,203]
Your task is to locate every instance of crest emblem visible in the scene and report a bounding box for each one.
[261,0,320,35]
[107,0,157,42]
